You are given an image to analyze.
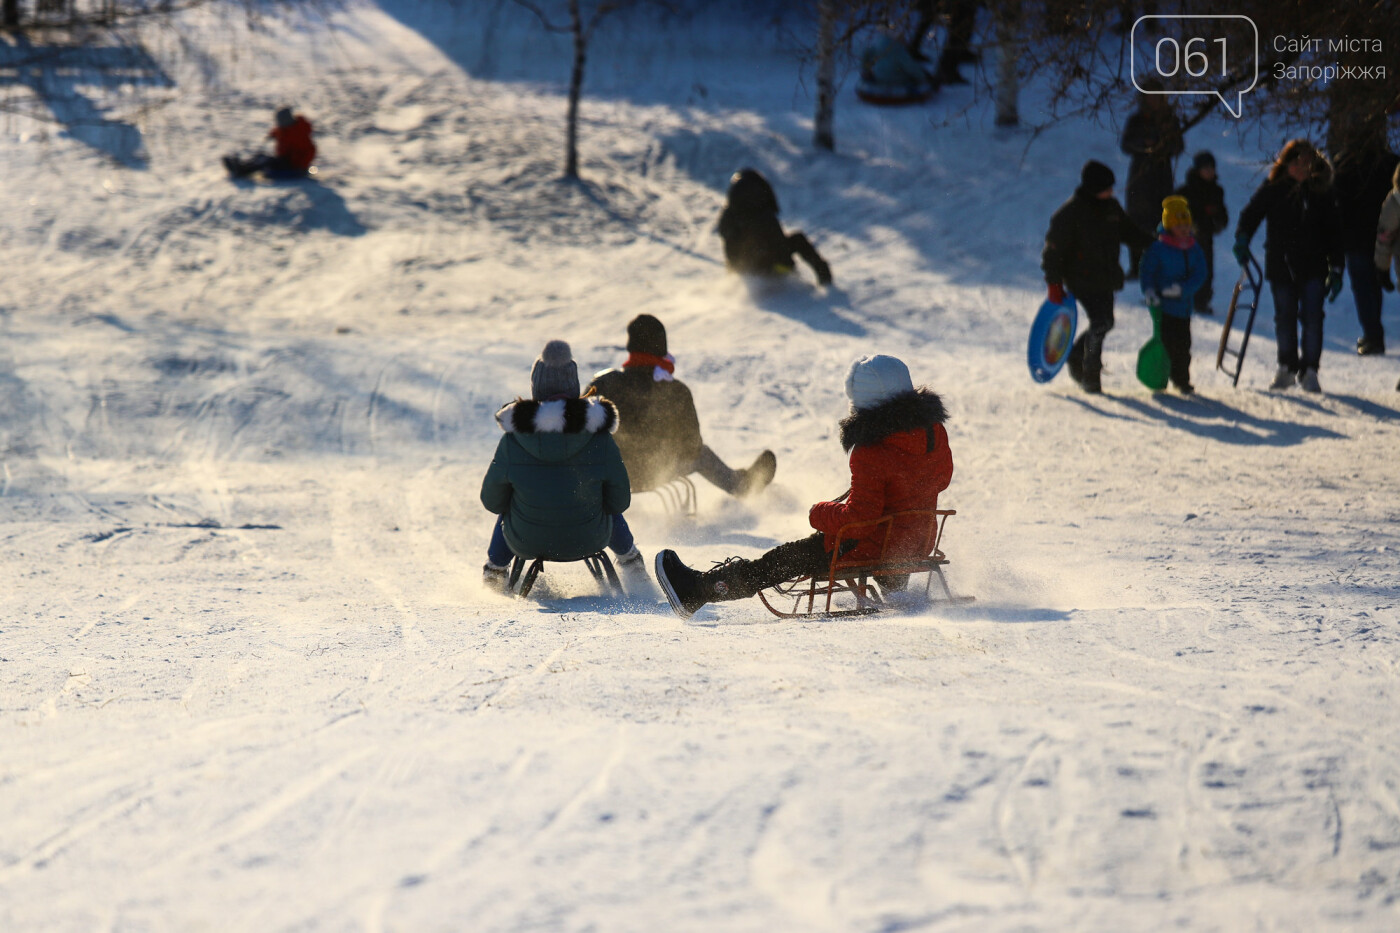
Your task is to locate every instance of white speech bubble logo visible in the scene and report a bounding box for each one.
[1130,15,1259,119]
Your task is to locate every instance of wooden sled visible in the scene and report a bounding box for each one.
[757,509,972,619]
[507,551,622,598]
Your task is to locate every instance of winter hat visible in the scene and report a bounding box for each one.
[1161,195,1193,229]
[275,107,295,128]
[530,340,580,400]
[1080,160,1116,194]
[626,314,668,357]
[1192,150,1216,171]
[845,355,914,411]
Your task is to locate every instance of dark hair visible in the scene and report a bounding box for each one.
[1268,139,1319,183]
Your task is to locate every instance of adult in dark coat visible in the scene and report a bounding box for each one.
[717,169,832,285]
[1120,94,1184,277]
[588,315,776,498]
[654,355,952,619]
[1173,151,1229,314]
[1042,160,1155,393]
[1333,135,1400,355]
[1234,140,1345,392]
[480,340,642,588]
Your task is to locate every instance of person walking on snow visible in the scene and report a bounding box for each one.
[1140,196,1209,394]
[717,168,833,286]
[1121,90,1184,278]
[1234,139,1345,393]
[1333,130,1399,355]
[1173,151,1229,314]
[480,340,647,591]
[588,315,776,499]
[1042,160,1155,394]
[654,355,951,619]
[1375,163,1400,389]
[224,107,317,179]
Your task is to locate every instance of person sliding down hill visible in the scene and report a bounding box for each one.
[224,107,317,180]
[654,355,952,619]
[588,314,776,499]
[717,168,833,286]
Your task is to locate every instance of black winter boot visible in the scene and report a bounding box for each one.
[655,551,762,619]
[737,450,777,497]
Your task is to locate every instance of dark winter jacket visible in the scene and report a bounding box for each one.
[1236,165,1344,285]
[808,389,953,563]
[1333,147,1400,253]
[587,366,702,492]
[270,117,316,171]
[1140,233,1209,319]
[1174,168,1229,242]
[1121,107,1184,230]
[1042,191,1154,295]
[718,205,795,275]
[479,396,629,561]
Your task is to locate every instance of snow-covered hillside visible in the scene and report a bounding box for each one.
[2,2,1399,929]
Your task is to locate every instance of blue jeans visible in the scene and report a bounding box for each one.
[1271,277,1326,372]
[487,514,634,567]
[1347,249,1384,344]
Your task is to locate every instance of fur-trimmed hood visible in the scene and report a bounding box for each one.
[838,388,946,452]
[496,396,618,435]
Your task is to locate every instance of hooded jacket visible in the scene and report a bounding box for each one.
[807,389,953,562]
[479,396,629,561]
[586,366,703,492]
[1237,161,1344,285]
[1042,190,1154,295]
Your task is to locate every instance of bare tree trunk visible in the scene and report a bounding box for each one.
[814,0,836,151]
[993,0,1020,128]
[564,0,585,179]
[3,0,20,29]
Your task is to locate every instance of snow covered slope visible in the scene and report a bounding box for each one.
[2,2,1399,929]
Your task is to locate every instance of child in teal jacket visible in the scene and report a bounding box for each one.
[1140,196,1209,392]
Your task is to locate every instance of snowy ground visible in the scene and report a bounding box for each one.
[3,2,1400,929]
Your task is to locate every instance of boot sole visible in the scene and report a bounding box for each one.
[654,551,694,619]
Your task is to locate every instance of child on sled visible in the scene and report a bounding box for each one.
[655,354,951,618]
[717,168,833,286]
[224,107,317,179]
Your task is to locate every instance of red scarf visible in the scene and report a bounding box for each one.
[1159,231,1197,250]
[624,352,674,374]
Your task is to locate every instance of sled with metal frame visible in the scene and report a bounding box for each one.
[507,551,623,598]
[1216,250,1264,387]
[644,475,697,518]
[757,509,972,619]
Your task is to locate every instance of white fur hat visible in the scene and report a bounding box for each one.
[845,354,913,410]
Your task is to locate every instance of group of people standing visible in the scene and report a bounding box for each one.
[1044,94,1400,395]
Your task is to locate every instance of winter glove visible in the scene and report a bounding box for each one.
[1232,238,1250,265]
[1161,283,1182,298]
[1326,267,1345,303]
[1379,267,1396,292]
[1143,290,1161,307]
[1047,282,1067,305]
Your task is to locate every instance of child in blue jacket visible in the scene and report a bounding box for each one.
[1140,196,1209,393]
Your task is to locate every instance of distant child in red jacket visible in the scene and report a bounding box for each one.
[224,107,317,179]
[655,355,952,618]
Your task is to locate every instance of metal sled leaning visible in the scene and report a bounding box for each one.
[507,551,622,598]
[1216,251,1264,386]
[757,509,972,619]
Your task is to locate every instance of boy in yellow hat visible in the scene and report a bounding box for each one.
[1139,196,1209,392]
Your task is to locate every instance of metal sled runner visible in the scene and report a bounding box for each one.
[757,509,972,619]
[1216,251,1264,386]
[507,551,622,598]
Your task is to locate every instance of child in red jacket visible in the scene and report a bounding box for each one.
[224,108,317,179]
[655,355,952,618]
